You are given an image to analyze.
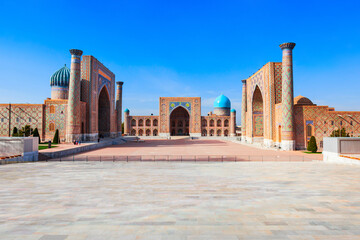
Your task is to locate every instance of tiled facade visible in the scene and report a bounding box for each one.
[242,43,360,150]
[0,50,122,142]
[125,97,236,137]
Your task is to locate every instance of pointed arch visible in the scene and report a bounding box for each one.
[252,85,264,137]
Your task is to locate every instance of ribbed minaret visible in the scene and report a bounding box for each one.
[66,49,83,142]
[230,109,236,137]
[241,79,247,142]
[124,108,130,135]
[280,42,296,150]
[116,81,124,136]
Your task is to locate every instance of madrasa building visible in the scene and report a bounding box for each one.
[0,43,360,151]
[0,49,123,142]
[123,95,237,138]
[241,42,360,150]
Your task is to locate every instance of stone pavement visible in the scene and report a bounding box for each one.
[1,162,360,239]
[77,139,323,161]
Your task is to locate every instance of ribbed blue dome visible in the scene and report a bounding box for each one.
[50,65,70,87]
[214,94,231,108]
[231,109,236,112]
[124,108,130,113]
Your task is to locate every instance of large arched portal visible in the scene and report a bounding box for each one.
[98,87,110,138]
[252,86,264,137]
[170,107,190,136]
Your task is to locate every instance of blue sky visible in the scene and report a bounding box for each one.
[1,0,360,124]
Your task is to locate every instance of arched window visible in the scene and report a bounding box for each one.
[202,129,207,136]
[217,119,222,127]
[307,125,312,137]
[131,129,136,136]
[138,119,143,126]
[224,119,229,127]
[50,105,55,114]
[138,129,143,136]
[146,119,151,126]
[185,120,189,127]
[210,119,214,127]
[224,130,229,136]
[209,129,214,136]
[131,119,136,126]
[153,129,158,136]
[49,123,55,131]
[202,119,207,127]
[146,129,151,136]
[153,119,158,126]
[217,129,222,136]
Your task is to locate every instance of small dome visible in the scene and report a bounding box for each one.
[124,108,130,113]
[294,95,314,105]
[231,109,236,112]
[214,94,231,108]
[50,65,70,87]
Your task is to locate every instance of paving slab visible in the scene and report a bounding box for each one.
[0,162,359,239]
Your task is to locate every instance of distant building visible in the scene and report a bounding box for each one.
[124,95,236,137]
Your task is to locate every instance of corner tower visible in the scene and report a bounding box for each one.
[66,49,83,142]
[280,42,296,150]
[116,81,124,136]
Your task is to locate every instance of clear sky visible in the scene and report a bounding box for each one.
[1,0,360,124]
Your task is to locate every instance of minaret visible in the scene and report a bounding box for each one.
[230,109,236,137]
[66,49,83,142]
[116,81,124,136]
[280,42,296,150]
[124,109,130,135]
[241,79,247,142]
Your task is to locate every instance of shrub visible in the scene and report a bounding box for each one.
[12,127,18,137]
[33,128,40,143]
[307,136,318,153]
[53,129,59,144]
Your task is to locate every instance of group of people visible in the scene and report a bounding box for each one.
[73,140,81,145]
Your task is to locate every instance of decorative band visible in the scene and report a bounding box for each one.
[71,58,80,63]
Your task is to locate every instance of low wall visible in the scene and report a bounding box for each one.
[323,137,360,165]
[0,137,38,163]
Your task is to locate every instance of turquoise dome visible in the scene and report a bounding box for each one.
[124,108,130,113]
[50,65,70,87]
[231,109,236,112]
[214,94,231,108]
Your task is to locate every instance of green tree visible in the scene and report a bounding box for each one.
[12,127,18,137]
[33,128,40,143]
[121,122,124,134]
[330,127,349,137]
[20,125,33,137]
[307,136,318,153]
[53,129,59,144]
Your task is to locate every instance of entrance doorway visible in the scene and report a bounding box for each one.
[170,107,190,136]
[98,87,110,138]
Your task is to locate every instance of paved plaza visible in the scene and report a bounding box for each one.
[1,162,360,239]
[75,139,323,161]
